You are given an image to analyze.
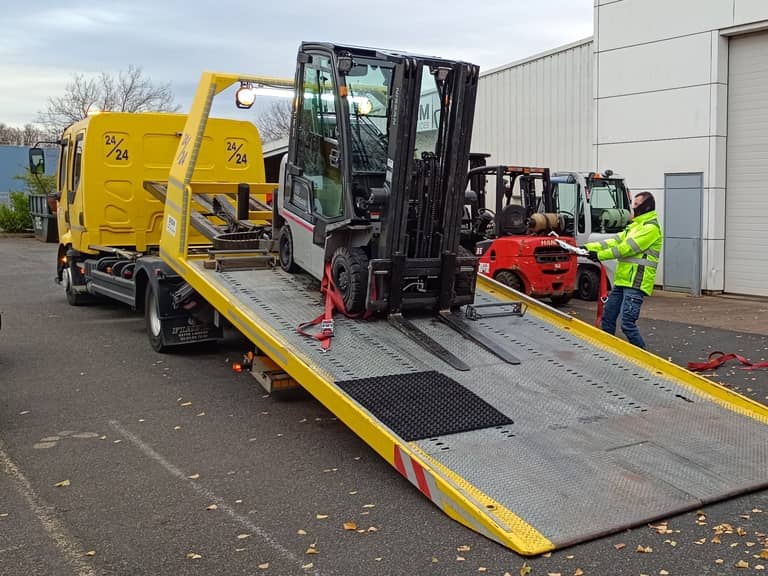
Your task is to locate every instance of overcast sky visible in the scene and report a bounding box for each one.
[1,0,593,128]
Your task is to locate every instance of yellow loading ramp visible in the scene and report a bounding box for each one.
[158,252,768,555]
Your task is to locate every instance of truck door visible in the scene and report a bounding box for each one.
[283,50,345,278]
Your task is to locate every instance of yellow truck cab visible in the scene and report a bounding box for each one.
[54,112,263,254]
[31,111,268,349]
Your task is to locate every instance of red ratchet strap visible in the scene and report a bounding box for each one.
[687,351,768,372]
[595,263,609,328]
[297,262,368,351]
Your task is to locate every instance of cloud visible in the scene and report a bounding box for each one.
[0,0,593,127]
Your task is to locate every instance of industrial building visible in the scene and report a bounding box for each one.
[472,0,768,297]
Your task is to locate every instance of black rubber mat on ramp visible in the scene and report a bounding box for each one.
[336,371,513,441]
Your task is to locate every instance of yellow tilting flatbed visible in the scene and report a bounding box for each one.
[151,70,768,556]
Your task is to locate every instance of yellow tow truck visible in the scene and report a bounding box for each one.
[33,42,768,556]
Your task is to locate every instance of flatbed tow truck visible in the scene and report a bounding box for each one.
[40,43,768,556]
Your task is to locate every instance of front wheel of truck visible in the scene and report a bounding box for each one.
[145,283,168,353]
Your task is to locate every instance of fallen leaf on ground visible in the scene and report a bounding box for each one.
[574,569,584,576]
[760,550,768,559]
[297,529,307,535]
[258,563,269,570]
[736,560,750,568]
[180,401,192,407]
[316,514,328,520]
[188,473,200,479]
[457,545,471,552]
[54,479,70,487]
[362,504,376,508]
[207,504,218,510]
[306,547,319,555]
[636,545,653,553]
[343,522,357,531]
[186,553,202,559]
[519,562,532,575]
[614,543,626,550]
[237,534,250,540]
[456,556,465,561]
[302,563,314,569]
[85,551,96,557]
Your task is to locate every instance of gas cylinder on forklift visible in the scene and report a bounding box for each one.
[461,159,578,307]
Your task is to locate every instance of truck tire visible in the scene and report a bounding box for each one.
[495,270,524,294]
[63,259,91,306]
[145,283,168,353]
[331,246,368,314]
[577,267,601,301]
[549,293,573,307]
[278,225,298,273]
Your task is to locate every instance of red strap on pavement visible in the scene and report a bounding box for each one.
[687,350,768,372]
[595,263,609,328]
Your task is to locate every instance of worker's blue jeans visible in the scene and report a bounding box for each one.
[601,286,646,349]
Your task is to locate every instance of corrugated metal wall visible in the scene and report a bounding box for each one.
[472,38,594,172]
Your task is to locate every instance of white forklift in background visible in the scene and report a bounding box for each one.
[550,170,632,300]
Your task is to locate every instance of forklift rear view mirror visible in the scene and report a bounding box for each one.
[29,148,45,175]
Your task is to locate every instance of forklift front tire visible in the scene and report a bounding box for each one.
[331,246,368,314]
[279,225,298,273]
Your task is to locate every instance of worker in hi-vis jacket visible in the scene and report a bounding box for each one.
[583,192,663,349]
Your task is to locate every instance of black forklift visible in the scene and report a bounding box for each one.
[274,42,519,369]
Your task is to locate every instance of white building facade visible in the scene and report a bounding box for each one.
[472,38,594,172]
[595,0,768,296]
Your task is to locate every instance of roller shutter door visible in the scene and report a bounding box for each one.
[725,31,768,296]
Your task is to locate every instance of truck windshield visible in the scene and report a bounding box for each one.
[345,60,394,173]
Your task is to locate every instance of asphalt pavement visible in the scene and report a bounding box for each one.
[1,236,767,576]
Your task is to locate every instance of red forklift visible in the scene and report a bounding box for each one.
[462,159,577,306]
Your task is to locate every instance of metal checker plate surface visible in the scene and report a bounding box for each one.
[204,266,768,547]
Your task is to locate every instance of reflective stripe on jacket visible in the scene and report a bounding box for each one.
[585,210,663,296]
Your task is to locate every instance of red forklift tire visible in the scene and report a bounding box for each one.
[278,225,298,273]
[495,270,524,294]
[549,293,573,307]
[331,246,368,314]
[145,283,168,353]
[577,267,601,301]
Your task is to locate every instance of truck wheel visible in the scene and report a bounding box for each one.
[577,267,600,301]
[278,225,298,273]
[495,270,524,294]
[331,246,368,314]
[145,283,168,353]
[550,293,573,307]
[63,260,91,306]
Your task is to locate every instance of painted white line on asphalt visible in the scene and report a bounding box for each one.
[108,420,327,575]
[0,439,96,576]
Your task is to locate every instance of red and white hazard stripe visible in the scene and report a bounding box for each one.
[393,445,502,543]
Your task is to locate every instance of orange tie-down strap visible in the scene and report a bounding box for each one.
[595,263,609,328]
[688,351,768,372]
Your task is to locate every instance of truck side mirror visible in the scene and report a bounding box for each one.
[29,147,46,175]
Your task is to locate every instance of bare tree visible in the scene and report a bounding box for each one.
[255,100,293,142]
[37,65,179,137]
[0,123,46,146]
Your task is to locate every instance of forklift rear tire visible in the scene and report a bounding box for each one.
[331,246,368,314]
[495,270,524,294]
[145,283,168,353]
[279,226,298,273]
[577,267,601,301]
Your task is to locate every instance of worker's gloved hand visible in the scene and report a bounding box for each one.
[587,251,600,262]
